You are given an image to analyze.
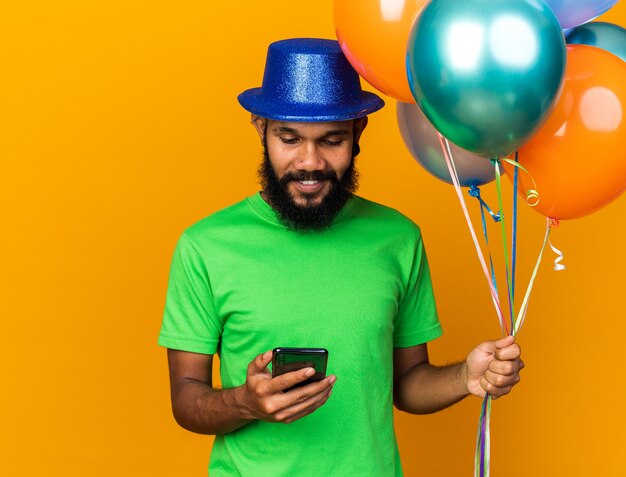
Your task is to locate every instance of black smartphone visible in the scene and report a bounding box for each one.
[272,347,328,391]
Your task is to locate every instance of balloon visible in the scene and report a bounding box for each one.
[333,0,427,103]
[543,0,619,29]
[563,28,575,37]
[567,21,626,62]
[397,102,497,187]
[505,45,626,220]
[406,0,566,159]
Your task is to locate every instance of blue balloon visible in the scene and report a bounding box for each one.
[567,22,626,62]
[406,0,566,158]
[544,0,619,29]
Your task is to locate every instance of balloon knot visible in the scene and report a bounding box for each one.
[468,185,481,198]
[548,218,560,228]
[490,158,500,166]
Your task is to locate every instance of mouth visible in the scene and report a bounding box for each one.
[292,179,327,195]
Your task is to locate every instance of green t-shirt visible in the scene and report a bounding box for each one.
[159,193,442,476]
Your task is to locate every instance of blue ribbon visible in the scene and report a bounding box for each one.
[468,186,501,222]
[468,186,501,295]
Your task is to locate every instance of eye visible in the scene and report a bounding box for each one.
[321,139,345,147]
[279,136,299,145]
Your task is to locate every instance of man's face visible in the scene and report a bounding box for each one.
[253,117,367,231]
[261,119,364,205]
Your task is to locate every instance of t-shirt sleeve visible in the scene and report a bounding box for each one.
[393,232,442,348]
[158,233,222,354]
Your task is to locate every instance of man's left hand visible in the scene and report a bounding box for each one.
[462,335,524,399]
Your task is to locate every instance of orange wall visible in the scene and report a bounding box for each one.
[1,1,625,475]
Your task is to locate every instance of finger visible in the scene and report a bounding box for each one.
[474,340,496,356]
[261,366,323,394]
[279,385,333,421]
[487,386,512,400]
[494,342,521,361]
[248,350,273,375]
[277,385,334,423]
[281,375,336,402]
[475,335,512,356]
[257,376,335,418]
[282,394,331,424]
[480,376,513,398]
[493,335,515,349]
[488,358,523,376]
[483,369,521,390]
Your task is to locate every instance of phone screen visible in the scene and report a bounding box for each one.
[272,347,328,390]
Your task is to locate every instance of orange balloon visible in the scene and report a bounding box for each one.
[333,0,427,103]
[506,45,626,220]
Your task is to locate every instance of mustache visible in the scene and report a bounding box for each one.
[279,170,339,184]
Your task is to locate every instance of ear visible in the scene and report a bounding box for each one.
[353,116,368,143]
[251,115,267,143]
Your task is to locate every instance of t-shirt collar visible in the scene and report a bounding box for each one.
[247,191,357,228]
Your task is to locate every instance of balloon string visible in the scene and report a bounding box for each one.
[485,394,492,477]
[499,155,556,336]
[474,396,485,477]
[547,219,566,271]
[511,155,519,306]
[474,394,492,477]
[438,134,508,334]
[493,160,515,332]
[469,186,501,222]
[497,157,540,207]
[513,217,564,334]
[468,186,500,297]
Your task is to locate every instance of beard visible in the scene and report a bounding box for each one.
[258,144,359,232]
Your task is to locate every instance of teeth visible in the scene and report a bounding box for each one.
[300,180,319,185]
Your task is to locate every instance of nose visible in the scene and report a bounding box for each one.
[296,142,326,171]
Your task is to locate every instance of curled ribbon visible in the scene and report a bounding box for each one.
[513,217,566,334]
[548,218,566,271]
[497,157,540,207]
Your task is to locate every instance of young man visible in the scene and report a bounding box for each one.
[159,38,523,476]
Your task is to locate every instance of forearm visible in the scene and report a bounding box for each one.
[393,362,470,414]
[171,379,254,435]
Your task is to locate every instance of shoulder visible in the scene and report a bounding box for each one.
[351,195,422,237]
[180,196,256,245]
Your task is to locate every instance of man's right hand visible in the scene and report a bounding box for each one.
[237,350,336,424]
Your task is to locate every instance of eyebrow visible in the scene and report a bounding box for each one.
[273,127,351,137]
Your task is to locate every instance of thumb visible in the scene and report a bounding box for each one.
[473,335,514,357]
[248,350,273,375]
[493,335,515,350]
